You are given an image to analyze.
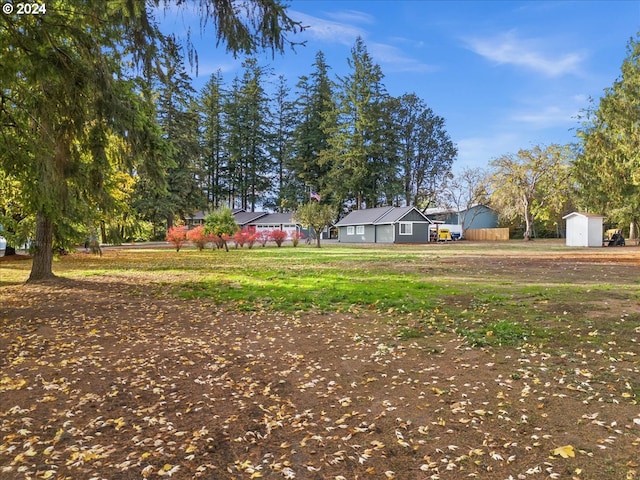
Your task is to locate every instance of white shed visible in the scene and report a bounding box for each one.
[562,212,604,247]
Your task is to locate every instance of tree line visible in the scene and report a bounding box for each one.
[140,36,457,226]
[1,21,457,266]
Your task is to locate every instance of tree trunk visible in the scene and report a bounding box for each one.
[523,197,533,241]
[100,220,107,244]
[27,211,55,282]
[523,214,533,240]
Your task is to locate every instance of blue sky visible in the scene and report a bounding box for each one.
[159,1,639,173]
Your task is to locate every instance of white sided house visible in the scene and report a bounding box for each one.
[186,210,303,237]
[563,212,604,247]
[335,206,433,244]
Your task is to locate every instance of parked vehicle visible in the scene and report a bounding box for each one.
[604,229,625,247]
[438,228,452,241]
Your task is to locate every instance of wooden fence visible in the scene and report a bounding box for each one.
[465,228,510,241]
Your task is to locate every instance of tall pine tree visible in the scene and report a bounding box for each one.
[150,35,205,229]
[225,58,272,211]
[198,71,228,209]
[322,37,388,209]
[574,35,640,240]
[291,51,335,204]
[269,75,297,211]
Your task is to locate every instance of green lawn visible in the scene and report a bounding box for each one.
[3,241,637,349]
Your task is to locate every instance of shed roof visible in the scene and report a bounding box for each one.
[187,210,208,221]
[562,212,605,220]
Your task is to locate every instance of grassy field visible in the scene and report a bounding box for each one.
[1,241,639,479]
[3,241,638,349]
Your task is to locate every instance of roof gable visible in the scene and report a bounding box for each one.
[377,206,430,224]
[336,206,431,226]
[562,212,605,220]
[234,211,268,225]
[335,207,395,226]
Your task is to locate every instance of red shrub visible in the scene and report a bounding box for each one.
[187,225,213,251]
[269,229,288,247]
[256,230,270,247]
[166,226,188,252]
[246,232,258,249]
[233,229,253,248]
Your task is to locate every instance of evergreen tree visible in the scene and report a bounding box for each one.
[291,51,335,205]
[0,2,166,280]
[268,75,297,211]
[322,37,388,209]
[0,0,302,281]
[198,71,228,209]
[396,93,457,208]
[574,35,640,240]
[369,93,402,206]
[225,58,272,211]
[150,35,205,229]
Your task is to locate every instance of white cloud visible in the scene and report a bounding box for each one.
[291,11,366,46]
[388,36,426,49]
[290,11,434,74]
[369,43,437,73]
[464,31,585,77]
[324,9,376,25]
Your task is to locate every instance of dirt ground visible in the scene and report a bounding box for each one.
[1,248,639,480]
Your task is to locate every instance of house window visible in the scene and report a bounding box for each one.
[399,222,413,235]
[347,226,355,235]
[356,225,365,235]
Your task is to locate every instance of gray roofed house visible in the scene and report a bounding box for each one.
[335,206,433,244]
[245,212,303,237]
[185,210,207,228]
[234,210,268,227]
[229,211,304,238]
[186,209,305,238]
[186,209,265,229]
